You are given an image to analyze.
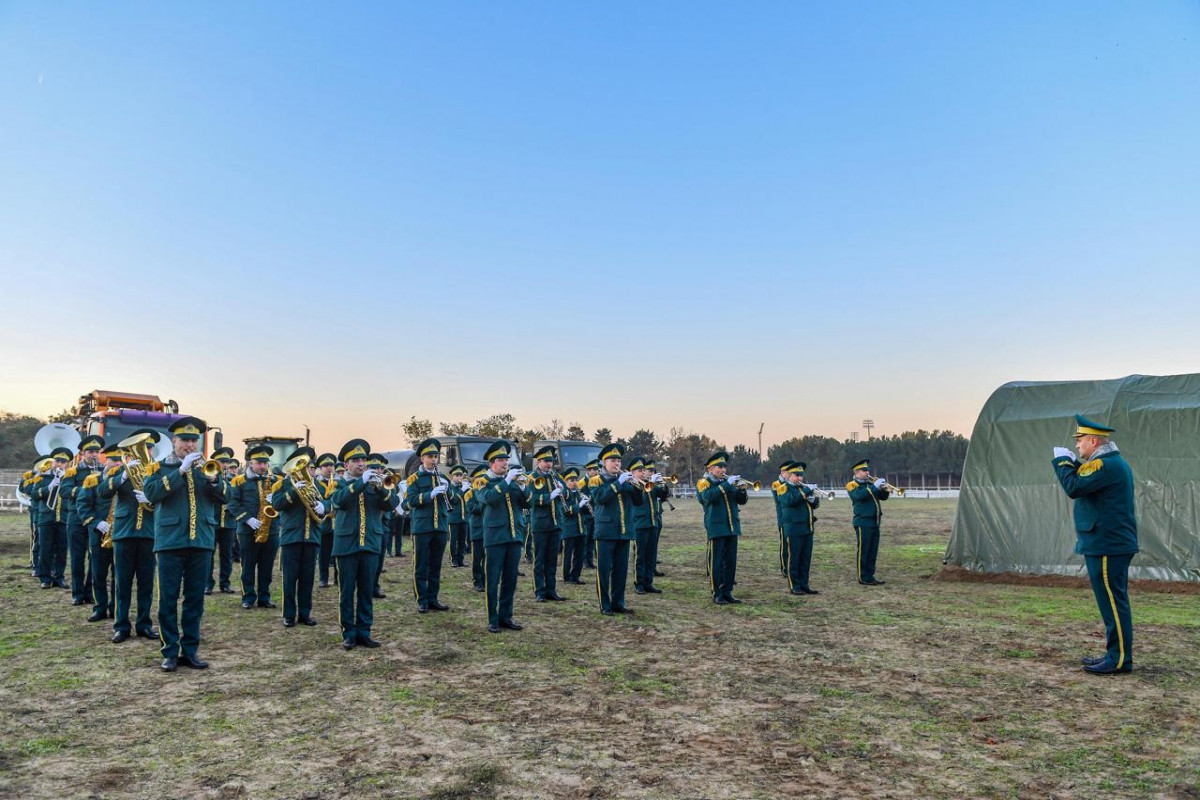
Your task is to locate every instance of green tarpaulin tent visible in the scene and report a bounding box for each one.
[945,373,1200,582]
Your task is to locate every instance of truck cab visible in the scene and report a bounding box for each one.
[528,439,603,474]
[400,436,522,478]
[76,390,204,456]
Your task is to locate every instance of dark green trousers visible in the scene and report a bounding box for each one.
[595,539,630,612]
[708,535,738,601]
[470,537,485,589]
[562,536,586,582]
[88,532,114,617]
[532,529,560,599]
[336,551,377,640]
[280,542,318,622]
[449,522,468,566]
[484,541,521,626]
[785,534,814,592]
[854,524,881,583]
[413,531,448,606]
[113,538,154,635]
[238,531,278,605]
[1086,553,1134,670]
[69,521,93,602]
[156,547,209,659]
[208,527,234,591]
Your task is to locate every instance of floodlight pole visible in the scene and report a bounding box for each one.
[863,419,874,441]
[757,423,764,462]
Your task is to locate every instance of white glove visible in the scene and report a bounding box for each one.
[549,487,563,500]
[651,473,665,484]
[430,484,448,497]
[805,483,819,490]
[360,469,377,484]
[505,468,523,485]
[1053,447,1074,460]
[314,501,326,516]
[179,452,203,472]
[247,518,262,531]
[726,474,741,485]
[125,459,140,471]
[807,494,819,505]
[617,471,633,485]
[873,478,887,489]
[95,520,110,534]
[578,495,589,508]
[48,476,61,489]
[134,490,149,504]
[292,480,308,491]
[54,468,65,478]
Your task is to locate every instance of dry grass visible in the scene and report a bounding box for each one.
[0,499,1197,799]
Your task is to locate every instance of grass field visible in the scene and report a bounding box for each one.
[1,499,1197,799]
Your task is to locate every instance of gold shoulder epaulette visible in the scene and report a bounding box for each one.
[65,467,78,478]
[1078,459,1104,477]
[696,478,711,492]
[406,473,419,486]
[775,482,788,496]
[82,474,100,489]
[146,462,160,474]
[845,480,858,492]
[588,475,603,488]
[105,465,122,477]
[231,474,246,487]
[472,477,488,491]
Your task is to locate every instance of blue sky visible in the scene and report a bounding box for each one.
[2,2,1197,454]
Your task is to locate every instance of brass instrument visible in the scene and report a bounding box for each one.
[100,465,121,549]
[865,475,906,497]
[199,459,222,479]
[281,453,327,523]
[734,479,763,491]
[380,469,401,491]
[116,433,159,513]
[255,473,280,543]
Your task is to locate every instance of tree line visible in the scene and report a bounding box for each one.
[400,414,968,488]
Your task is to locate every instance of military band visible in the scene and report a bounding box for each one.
[62,435,104,606]
[560,467,588,585]
[231,445,280,609]
[97,436,158,644]
[778,461,820,595]
[590,443,642,616]
[478,440,529,633]
[406,439,451,613]
[528,445,566,603]
[846,458,889,586]
[634,457,671,595]
[697,450,747,605]
[31,446,74,589]
[271,446,324,627]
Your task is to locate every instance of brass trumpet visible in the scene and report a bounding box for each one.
[653,474,679,486]
[734,479,763,491]
[865,475,906,496]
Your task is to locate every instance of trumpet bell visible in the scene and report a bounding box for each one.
[201,460,222,479]
[34,423,81,457]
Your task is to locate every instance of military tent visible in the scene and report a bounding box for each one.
[945,373,1200,582]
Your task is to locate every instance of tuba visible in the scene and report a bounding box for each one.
[117,433,160,513]
[281,453,326,523]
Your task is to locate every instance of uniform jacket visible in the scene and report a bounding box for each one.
[1053,449,1139,556]
[142,457,231,552]
[696,473,746,539]
[846,479,889,526]
[590,472,644,540]
[405,469,450,534]
[478,473,530,546]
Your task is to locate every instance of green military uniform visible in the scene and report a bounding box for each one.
[208,446,237,594]
[73,439,112,620]
[63,435,105,605]
[272,446,324,626]
[846,458,889,585]
[527,445,566,602]
[633,457,672,594]
[229,445,280,609]
[778,461,820,595]
[696,451,747,605]
[406,438,451,612]
[582,459,599,568]
[1053,415,1139,674]
[314,453,338,587]
[771,460,794,575]
[368,454,394,598]
[559,467,588,585]
[331,439,399,649]
[31,446,75,588]
[590,443,643,615]
[96,435,158,643]
[465,465,488,591]
[142,417,231,671]
[478,440,530,632]
[447,465,470,568]
[21,465,45,576]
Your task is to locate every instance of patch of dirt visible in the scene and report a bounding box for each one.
[933,564,1200,594]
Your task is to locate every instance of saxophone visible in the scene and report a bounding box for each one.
[101,464,121,549]
[255,474,280,543]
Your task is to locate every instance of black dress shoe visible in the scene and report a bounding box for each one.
[654,570,665,577]
[161,657,178,672]
[429,601,449,611]
[1081,655,1107,666]
[517,570,526,577]
[258,601,277,609]
[40,582,53,589]
[725,596,743,604]
[318,581,329,588]
[204,588,213,596]
[418,605,430,613]
[635,587,646,595]
[601,609,615,616]
[111,631,130,643]
[342,637,357,650]
[71,598,85,606]
[137,628,158,640]
[790,589,806,595]
[220,585,233,593]
[372,591,386,599]
[549,593,567,601]
[535,597,548,603]
[614,606,635,615]
[499,618,524,630]
[86,611,106,622]
[356,636,382,648]
[802,588,820,595]
[54,579,69,589]
[645,586,662,594]
[241,601,253,609]
[178,654,209,669]
[300,617,317,626]
[864,579,886,586]
[473,585,485,592]
[1083,659,1132,675]
[488,623,501,633]
[283,619,295,628]
[714,597,729,605]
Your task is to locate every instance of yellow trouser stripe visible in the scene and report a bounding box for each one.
[1101,556,1126,669]
[707,539,714,594]
[855,527,862,580]
[785,537,794,591]
[594,542,602,606]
